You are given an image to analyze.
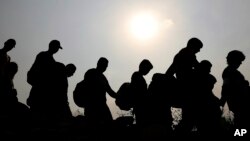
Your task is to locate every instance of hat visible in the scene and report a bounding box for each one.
[49,40,63,49]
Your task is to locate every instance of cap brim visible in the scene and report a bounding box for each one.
[59,46,63,49]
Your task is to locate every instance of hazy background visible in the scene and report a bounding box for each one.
[1,0,250,119]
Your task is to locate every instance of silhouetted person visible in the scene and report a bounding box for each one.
[83,57,117,125]
[0,62,30,135]
[48,62,76,124]
[130,59,153,127]
[147,73,176,138]
[193,60,222,138]
[0,62,18,108]
[0,39,17,123]
[220,50,249,131]
[66,63,77,77]
[165,37,203,136]
[26,40,62,127]
[0,39,16,78]
[0,39,17,112]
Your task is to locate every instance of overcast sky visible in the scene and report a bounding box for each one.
[1,0,250,119]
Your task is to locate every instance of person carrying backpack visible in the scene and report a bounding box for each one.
[73,57,117,125]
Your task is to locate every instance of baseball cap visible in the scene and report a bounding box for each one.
[49,40,63,49]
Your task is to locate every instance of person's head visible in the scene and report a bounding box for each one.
[197,60,212,74]
[48,40,62,54]
[66,63,76,77]
[226,50,245,69]
[97,57,108,73]
[186,37,203,54]
[3,39,16,52]
[139,59,153,75]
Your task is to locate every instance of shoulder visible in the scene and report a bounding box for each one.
[55,62,66,70]
[131,71,143,81]
[84,68,96,79]
[56,62,65,67]
[37,51,46,55]
[36,51,47,58]
[174,48,193,60]
[85,68,95,75]
[86,68,96,74]
[222,67,236,78]
[132,71,140,78]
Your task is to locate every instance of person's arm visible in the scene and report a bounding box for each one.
[220,87,227,107]
[165,63,175,76]
[27,54,41,85]
[193,56,199,70]
[107,85,117,99]
[166,54,178,76]
[220,77,231,107]
[104,76,117,98]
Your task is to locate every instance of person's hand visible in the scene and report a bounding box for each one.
[220,106,224,112]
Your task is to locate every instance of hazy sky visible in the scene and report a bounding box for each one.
[1,0,250,119]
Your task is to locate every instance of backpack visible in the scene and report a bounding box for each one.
[115,82,134,111]
[73,80,89,108]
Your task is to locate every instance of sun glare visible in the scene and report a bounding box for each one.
[130,12,159,40]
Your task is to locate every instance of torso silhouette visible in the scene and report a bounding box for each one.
[27,51,55,86]
[0,49,10,77]
[131,71,147,103]
[193,63,221,136]
[49,62,72,119]
[83,68,113,123]
[167,47,198,81]
[147,73,174,127]
[221,66,248,113]
[165,38,203,135]
[27,51,57,114]
[166,47,199,110]
[220,50,249,132]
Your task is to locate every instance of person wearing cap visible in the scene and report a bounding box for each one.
[26,40,63,125]
[27,40,62,86]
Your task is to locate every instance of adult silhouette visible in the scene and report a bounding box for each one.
[83,57,117,125]
[0,39,17,103]
[165,37,203,136]
[130,59,153,127]
[49,62,76,123]
[0,62,19,108]
[220,50,249,131]
[193,60,222,137]
[147,73,176,138]
[26,40,62,126]
[0,62,30,135]
[0,39,16,78]
[0,39,18,123]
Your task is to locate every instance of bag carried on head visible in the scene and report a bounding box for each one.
[115,82,134,111]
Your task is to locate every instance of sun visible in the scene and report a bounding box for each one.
[130,12,159,40]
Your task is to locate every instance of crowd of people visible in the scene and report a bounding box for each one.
[0,38,249,139]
